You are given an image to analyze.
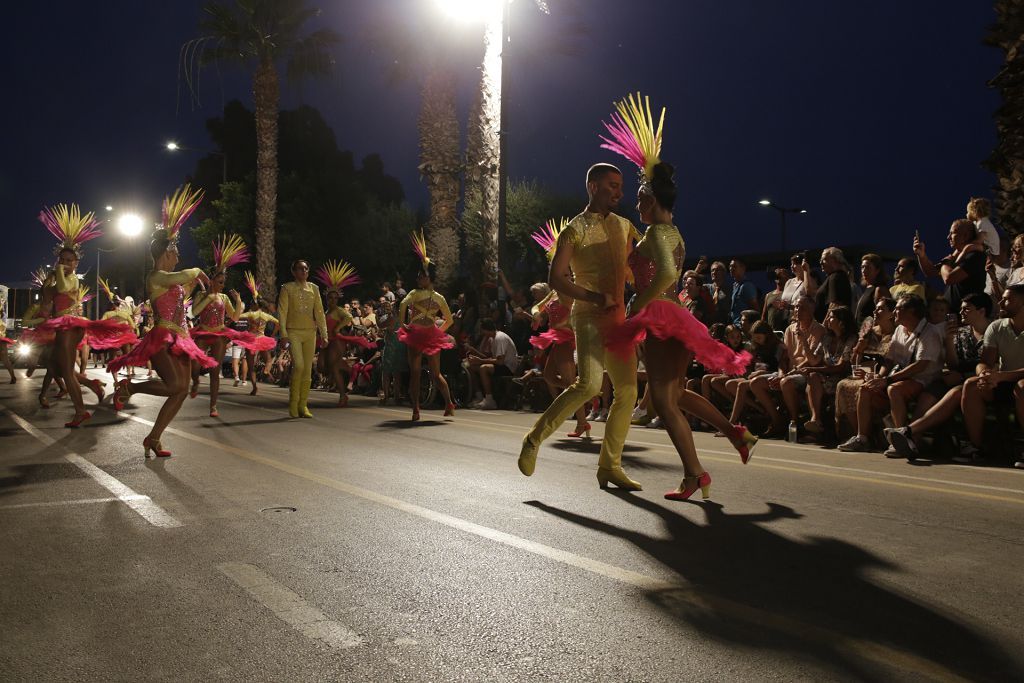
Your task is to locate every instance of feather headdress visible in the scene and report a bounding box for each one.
[598,92,665,187]
[211,233,250,274]
[79,285,94,304]
[315,260,361,295]
[410,229,430,272]
[30,267,50,290]
[161,184,204,243]
[530,217,569,262]
[38,204,102,256]
[243,271,260,302]
[98,277,115,303]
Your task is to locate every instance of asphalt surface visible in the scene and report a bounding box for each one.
[1,368,1023,682]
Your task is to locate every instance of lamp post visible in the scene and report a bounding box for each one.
[166,140,227,184]
[93,212,145,318]
[758,199,807,253]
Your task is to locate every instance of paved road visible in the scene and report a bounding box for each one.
[2,370,1022,682]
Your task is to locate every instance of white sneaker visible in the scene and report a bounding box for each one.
[646,416,663,429]
[630,406,646,421]
[837,435,871,452]
[233,378,240,387]
[479,396,498,410]
[240,380,247,386]
[1014,460,1024,470]
[473,392,484,405]
[594,409,609,423]
[585,408,600,421]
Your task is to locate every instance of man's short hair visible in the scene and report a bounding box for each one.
[586,163,621,185]
[1007,283,1024,297]
[896,294,926,320]
[962,292,994,318]
[731,257,747,268]
[952,218,978,242]
[480,318,497,332]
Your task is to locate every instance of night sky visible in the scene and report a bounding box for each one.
[0,0,1003,285]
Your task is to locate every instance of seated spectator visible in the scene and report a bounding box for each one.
[890,257,926,301]
[764,267,791,332]
[953,284,1024,464]
[727,320,786,424]
[855,253,891,324]
[739,309,760,337]
[836,298,898,435]
[927,296,951,326]
[884,292,993,459]
[746,296,825,436]
[361,302,377,329]
[467,318,520,410]
[701,324,748,407]
[967,197,1001,256]
[914,219,986,311]
[838,295,943,452]
[802,305,857,436]
[804,247,855,322]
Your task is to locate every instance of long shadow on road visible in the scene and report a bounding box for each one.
[526,496,1021,682]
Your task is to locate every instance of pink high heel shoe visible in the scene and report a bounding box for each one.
[664,472,711,501]
[567,421,592,439]
[730,424,757,464]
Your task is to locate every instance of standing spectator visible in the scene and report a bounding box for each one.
[394,278,407,300]
[956,284,1024,464]
[678,270,712,323]
[991,234,1024,300]
[380,282,396,304]
[855,253,891,324]
[985,234,1011,299]
[838,296,943,452]
[889,258,926,302]
[780,253,807,310]
[360,302,377,329]
[704,260,732,325]
[764,267,790,332]
[914,219,986,312]
[967,197,1000,256]
[804,247,853,323]
[729,258,759,326]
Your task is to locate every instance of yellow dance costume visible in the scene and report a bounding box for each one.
[520,210,643,490]
[278,281,328,418]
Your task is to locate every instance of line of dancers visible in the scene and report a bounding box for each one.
[10,91,758,502]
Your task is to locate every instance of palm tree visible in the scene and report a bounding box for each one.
[183,0,340,293]
[985,0,1024,237]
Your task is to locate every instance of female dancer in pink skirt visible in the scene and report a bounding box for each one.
[35,204,137,427]
[109,185,215,457]
[238,271,279,396]
[398,231,455,421]
[528,219,591,438]
[317,259,372,407]
[601,94,756,500]
[189,234,271,417]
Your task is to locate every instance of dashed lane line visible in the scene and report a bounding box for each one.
[1,407,183,528]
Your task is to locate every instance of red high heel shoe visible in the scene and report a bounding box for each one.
[88,378,105,402]
[64,411,92,428]
[664,472,711,501]
[143,436,172,458]
[730,424,758,464]
[189,381,199,399]
[411,408,420,422]
[338,394,349,408]
[567,422,592,439]
[444,403,455,417]
[210,407,219,418]
[112,379,131,411]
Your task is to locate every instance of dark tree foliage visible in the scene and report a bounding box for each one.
[985,0,1024,237]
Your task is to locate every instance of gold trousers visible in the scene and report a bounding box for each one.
[288,329,317,412]
[525,313,636,469]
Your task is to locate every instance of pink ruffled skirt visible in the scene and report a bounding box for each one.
[191,327,274,353]
[398,324,454,356]
[529,327,575,350]
[0,336,14,345]
[18,328,56,346]
[607,299,751,375]
[35,315,139,350]
[335,334,374,350]
[109,326,218,375]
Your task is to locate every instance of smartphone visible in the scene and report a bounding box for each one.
[914,229,920,241]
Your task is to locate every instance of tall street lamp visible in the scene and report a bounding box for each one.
[166,140,227,184]
[758,199,807,253]
[94,212,145,318]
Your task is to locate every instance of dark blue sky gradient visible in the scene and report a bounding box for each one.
[0,0,1002,284]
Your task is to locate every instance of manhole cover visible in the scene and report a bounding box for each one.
[260,506,297,513]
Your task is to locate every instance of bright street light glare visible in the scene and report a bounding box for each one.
[758,199,771,205]
[117,213,144,237]
[166,141,180,151]
[434,0,503,22]
[105,205,114,212]
[799,209,808,214]
[17,342,32,358]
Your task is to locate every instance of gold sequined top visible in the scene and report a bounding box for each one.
[239,311,277,336]
[629,223,685,314]
[398,289,453,331]
[558,211,640,319]
[278,281,328,339]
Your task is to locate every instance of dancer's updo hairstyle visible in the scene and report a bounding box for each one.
[648,162,677,211]
[150,228,172,260]
[418,260,438,283]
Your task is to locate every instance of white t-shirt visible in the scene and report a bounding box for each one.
[975,216,1000,256]
[491,330,520,373]
[781,277,805,307]
[1007,266,1024,288]
[985,263,1010,297]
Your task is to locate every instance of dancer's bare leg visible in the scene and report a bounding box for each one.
[55,329,86,416]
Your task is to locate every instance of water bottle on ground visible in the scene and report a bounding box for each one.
[787,420,798,443]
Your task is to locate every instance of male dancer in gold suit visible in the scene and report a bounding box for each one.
[518,163,642,490]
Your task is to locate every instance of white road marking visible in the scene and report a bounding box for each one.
[217,562,363,649]
[0,495,147,510]
[1,407,182,528]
